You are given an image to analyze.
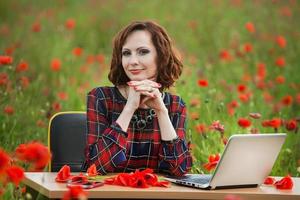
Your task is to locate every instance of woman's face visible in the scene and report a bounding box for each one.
[122,30,158,81]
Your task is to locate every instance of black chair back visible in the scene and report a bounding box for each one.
[48,112,86,172]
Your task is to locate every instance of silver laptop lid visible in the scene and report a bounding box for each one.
[209,133,286,189]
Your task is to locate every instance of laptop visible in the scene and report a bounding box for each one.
[165,133,286,189]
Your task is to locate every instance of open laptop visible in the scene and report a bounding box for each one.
[165,133,286,189]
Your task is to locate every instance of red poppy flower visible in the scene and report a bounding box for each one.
[249,112,261,119]
[238,118,252,128]
[264,176,275,185]
[262,118,282,129]
[275,57,285,67]
[243,43,253,53]
[4,105,14,115]
[31,22,41,32]
[197,79,208,87]
[221,137,228,145]
[228,100,239,108]
[0,55,13,65]
[227,101,238,116]
[87,164,97,177]
[219,50,232,61]
[256,62,266,80]
[263,92,273,103]
[0,73,9,86]
[285,119,297,131]
[281,95,293,106]
[274,175,293,190]
[275,75,285,84]
[86,55,95,64]
[280,5,292,16]
[210,121,225,133]
[0,148,10,173]
[190,98,201,107]
[36,119,46,128]
[52,102,61,112]
[203,154,220,171]
[56,165,71,182]
[72,47,83,57]
[65,18,76,30]
[50,58,61,72]
[96,54,105,64]
[6,165,24,186]
[20,76,30,88]
[57,92,68,101]
[104,168,169,188]
[239,93,250,103]
[190,112,199,120]
[237,84,247,93]
[15,142,51,171]
[16,61,29,72]
[130,174,149,188]
[69,173,88,184]
[276,35,286,48]
[245,22,255,33]
[63,185,87,200]
[195,124,206,135]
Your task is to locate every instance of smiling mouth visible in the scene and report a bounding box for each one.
[129,69,143,75]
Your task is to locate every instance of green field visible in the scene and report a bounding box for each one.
[1,1,299,197]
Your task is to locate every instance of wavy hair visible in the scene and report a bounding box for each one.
[108,21,183,90]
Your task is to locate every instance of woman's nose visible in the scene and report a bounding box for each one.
[128,54,139,66]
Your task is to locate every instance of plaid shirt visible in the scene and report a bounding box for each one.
[85,86,192,176]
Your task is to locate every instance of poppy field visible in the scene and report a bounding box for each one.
[0,1,300,197]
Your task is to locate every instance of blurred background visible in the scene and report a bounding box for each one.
[0,0,299,176]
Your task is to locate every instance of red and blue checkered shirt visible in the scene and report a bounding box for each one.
[85,86,192,176]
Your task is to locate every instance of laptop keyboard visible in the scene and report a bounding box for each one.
[181,174,212,184]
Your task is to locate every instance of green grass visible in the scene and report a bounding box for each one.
[0,1,300,197]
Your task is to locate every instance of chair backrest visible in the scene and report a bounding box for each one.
[48,111,87,172]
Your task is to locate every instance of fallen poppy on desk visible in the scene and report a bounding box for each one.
[263,176,275,185]
[69,173,89,185]
[86,163,98,176]
[274,175,293,190]
[55,165,72,182]
[104,168,170,188]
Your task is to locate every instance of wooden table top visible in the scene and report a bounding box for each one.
[23,172,300,200]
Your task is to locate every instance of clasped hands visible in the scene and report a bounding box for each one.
[126,80,165,111]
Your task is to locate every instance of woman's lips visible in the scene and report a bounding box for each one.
[129,69,142,75]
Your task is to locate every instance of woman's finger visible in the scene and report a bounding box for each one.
[128,80,161,88]
[132,85,154,92]
[140,91,156,98]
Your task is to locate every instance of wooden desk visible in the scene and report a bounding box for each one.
[23,172,300,200]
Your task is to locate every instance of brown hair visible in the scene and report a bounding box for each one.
[108,21,183,90]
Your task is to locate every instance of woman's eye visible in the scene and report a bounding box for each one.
[122,51,130,56]
[139,49,149,55]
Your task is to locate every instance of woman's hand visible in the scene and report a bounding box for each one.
[128,80,166,112]
[124,86,141,111]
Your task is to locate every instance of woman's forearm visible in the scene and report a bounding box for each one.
[116,105,135,132]
[156,108,178,141]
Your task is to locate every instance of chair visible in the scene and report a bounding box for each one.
[48,111,87,172]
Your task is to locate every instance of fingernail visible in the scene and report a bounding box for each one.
[157,83,161,88]
[127,81,132,85]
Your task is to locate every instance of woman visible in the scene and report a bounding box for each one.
[85,21,192,176]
